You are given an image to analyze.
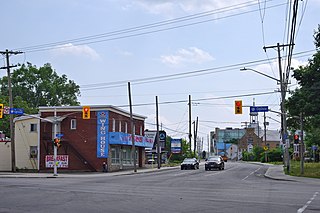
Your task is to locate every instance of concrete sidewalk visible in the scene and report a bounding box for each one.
[0,166,178,178]
[264,164,320,185]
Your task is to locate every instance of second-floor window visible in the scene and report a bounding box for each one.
[71,119,76,130]
[30,123,37,132]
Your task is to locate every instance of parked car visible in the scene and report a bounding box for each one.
[205,156,224,171]
[181,158,199,170]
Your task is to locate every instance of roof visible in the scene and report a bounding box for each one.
[38,105,147,120]
[255,129,281,142]
[13,114,40,123]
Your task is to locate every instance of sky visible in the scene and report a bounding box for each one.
[1,0,319,149]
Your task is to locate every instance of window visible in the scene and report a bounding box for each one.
[125,122,128,133]
[30,123,37,132]
[112,118,116,132]
[71,119,77,130]
[111,147,120,164]
[140,126,142,135]
[119,121,122,132]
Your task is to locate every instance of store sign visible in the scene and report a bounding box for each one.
[45,155,68,168]
[97,111,109,158]
[171,138,182,153]
[109,132,154,148]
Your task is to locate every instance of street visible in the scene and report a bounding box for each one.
[0,162,319,213]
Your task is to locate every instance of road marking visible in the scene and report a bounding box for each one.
[242,167,261,181]
[297,192,319,213]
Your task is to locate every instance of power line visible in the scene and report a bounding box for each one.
[80,49,315,91]
[15,0,285,53]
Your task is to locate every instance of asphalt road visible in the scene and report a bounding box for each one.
[0,162,319,213]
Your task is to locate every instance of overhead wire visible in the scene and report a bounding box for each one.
[80,49,315,91]
[15,0,286,54]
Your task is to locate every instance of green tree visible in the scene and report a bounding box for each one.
[0,62,80,108]
[286,25,320,147]
[0,62,80,135]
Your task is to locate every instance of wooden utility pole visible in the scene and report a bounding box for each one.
[156,96,160,169]
[300,113,304,175]
[127,82,136,172]
[263,43,292,173]
[0,49,23,172]
[188,95,192,152]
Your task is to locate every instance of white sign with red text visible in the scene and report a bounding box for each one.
[45,155,69,168]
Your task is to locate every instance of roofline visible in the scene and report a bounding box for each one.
[38,105,147,120]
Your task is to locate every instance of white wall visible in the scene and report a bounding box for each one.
[0,142,11,171]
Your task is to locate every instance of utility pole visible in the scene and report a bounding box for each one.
[264,112,268,162]
[53,108,58,176]
[156,96,161,169]
[188,95,192,152]
[263,43,292,173]
[128,82,136,172]
[0,49,23,172]
[193,117,198,155]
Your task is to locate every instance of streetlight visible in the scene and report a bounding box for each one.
[240,67,280,83]
[240,67,290,172]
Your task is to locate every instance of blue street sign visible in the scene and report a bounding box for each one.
[56,133,64,138]
[250,106,268,113]
[312,145,318,151]
[9,108,24,115]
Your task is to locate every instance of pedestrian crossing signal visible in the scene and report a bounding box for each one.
[235,100,242,114]
[82,106,90,119]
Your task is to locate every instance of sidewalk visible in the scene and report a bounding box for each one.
[263,164,320,185]
[0,165,178,178]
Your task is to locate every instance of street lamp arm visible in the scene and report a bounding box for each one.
[240,67,280,83]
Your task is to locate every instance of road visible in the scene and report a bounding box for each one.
[0,162,319,213]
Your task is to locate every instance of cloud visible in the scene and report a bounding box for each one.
[161,47,214,66]
[131,0,251,15]
[52,43,100,60]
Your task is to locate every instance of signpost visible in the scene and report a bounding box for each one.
[9,108,24,115]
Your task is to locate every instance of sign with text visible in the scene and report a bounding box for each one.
[250,106,268,113]
[97,111,109,158]
[45,155,68,168]
[171,138,182,153]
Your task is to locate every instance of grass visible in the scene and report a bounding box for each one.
[285,161,320,179]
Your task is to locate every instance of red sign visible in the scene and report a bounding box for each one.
[45,155,69,168]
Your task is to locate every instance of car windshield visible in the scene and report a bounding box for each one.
[208,157,220,161]
[183,159,195,163]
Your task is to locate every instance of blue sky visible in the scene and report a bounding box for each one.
[1,0,319,146]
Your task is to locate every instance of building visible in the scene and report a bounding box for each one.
[38,105,153,172]
[212,127,246,159]
[0,133,11,171]
[14,115,40,170]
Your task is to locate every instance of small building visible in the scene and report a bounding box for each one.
[14,115,40,171]
[39,105,153,172]
[0,136,11,171]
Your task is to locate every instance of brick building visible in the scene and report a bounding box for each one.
[39,105,152,172]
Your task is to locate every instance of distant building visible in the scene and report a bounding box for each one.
[0,133,11,171]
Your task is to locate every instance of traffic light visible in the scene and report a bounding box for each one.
[54,138,61,148]
[294,134,299,144]
[0,104,3,119]
[235,100,242,114]
[82,106,90,119]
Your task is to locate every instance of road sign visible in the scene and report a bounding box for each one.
[250,106,268,113]
[264,146,268,151]
[56,133,64,138]
[9,108,24,115]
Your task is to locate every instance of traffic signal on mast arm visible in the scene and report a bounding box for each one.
[82,106,90,119]
[0,104,3,118]
[235,100,242,114]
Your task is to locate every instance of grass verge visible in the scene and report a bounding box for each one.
[285,161,320,178]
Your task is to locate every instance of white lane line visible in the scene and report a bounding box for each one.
[297,192,319,213]
[242,167,261,181]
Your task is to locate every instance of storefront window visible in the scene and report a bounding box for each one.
[111,147,120,164]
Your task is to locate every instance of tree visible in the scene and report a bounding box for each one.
[0,62,80,108]
[286,25,320,147]
[0,63,80,135]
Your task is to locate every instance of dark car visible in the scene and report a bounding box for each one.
[181,158,199,170]
[205,156,224,171]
